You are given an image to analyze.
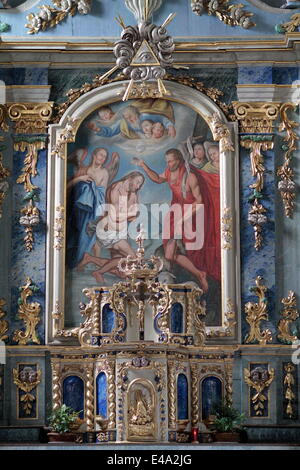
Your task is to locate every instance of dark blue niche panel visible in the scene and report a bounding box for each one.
[201,376,222,420]
[170,303,184,334]
[96,372,108,418]
[63,376,84,418]
[177,373,188,420]
[102,303,115,333]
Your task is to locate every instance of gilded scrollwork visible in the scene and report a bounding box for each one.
[13,365,42,416]
[0,105,9,132]
[0,145,10,219]
[275,13,300,34]
[190,0,255,29]
[244,276,272,345]
[26,0,92,35]
[15,139,46,193]
[14,137,47,252]
[13,277,41,345]
[54,206,65,250]
[0,298,9,342]
[51,117,79,159]
[240,136,273,250]
[283,363,296,419]
[206,112,234,153]
[277,103,299,218]
[277,291,299,344]
[244,366,274,416]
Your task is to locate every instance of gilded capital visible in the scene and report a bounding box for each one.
[8,102,53,134]
[232,102,280,134]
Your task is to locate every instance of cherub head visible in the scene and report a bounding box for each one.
[141,119,154,138]
[152,122,165,139]
[97,106,114,121]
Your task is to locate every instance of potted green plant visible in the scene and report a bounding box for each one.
[212,400,245,442]
[47,404,82,443]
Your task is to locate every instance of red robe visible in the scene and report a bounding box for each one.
[162,163,221,282]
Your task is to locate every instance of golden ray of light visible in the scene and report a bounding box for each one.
[161,12,176,29]
[115,14,126,29]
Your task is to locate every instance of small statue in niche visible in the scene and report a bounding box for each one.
[129,389,152,426]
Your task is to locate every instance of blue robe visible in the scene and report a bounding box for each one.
[67,180,106,269]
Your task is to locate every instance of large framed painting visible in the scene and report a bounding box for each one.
[46,80,240,343]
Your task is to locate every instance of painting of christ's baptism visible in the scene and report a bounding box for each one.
[65,98,221,327]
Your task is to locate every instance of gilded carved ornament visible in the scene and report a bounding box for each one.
[221,207,232,250]
[206,299,236,338]
[206,112,234,153]
[244,366,274,416]
[244,276,272,345]
[0,144,10,220]
[190,0,255,29]
[13,366,42,415]
[240,135,273,251]
[51,117,79,159]
[9,104,52,252]
[0,298,9,342]
[275,13,300,34]
[277,103,299,219]
[8,103,53,135]
[26,0,92,35]
[233,102,280,134]
[233,102,280,251]
[54,206,65,250]
[53,73,235,124]
[283,363,296,419]
[277,291,299,344]
[13,278,41,345]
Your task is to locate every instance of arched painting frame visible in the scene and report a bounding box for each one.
[46,79,240,345]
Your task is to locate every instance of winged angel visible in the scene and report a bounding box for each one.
[66,147,120,269]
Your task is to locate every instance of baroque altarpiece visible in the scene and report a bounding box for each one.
[0,0,300,444]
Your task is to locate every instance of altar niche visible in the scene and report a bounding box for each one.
[127,379,156,441]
